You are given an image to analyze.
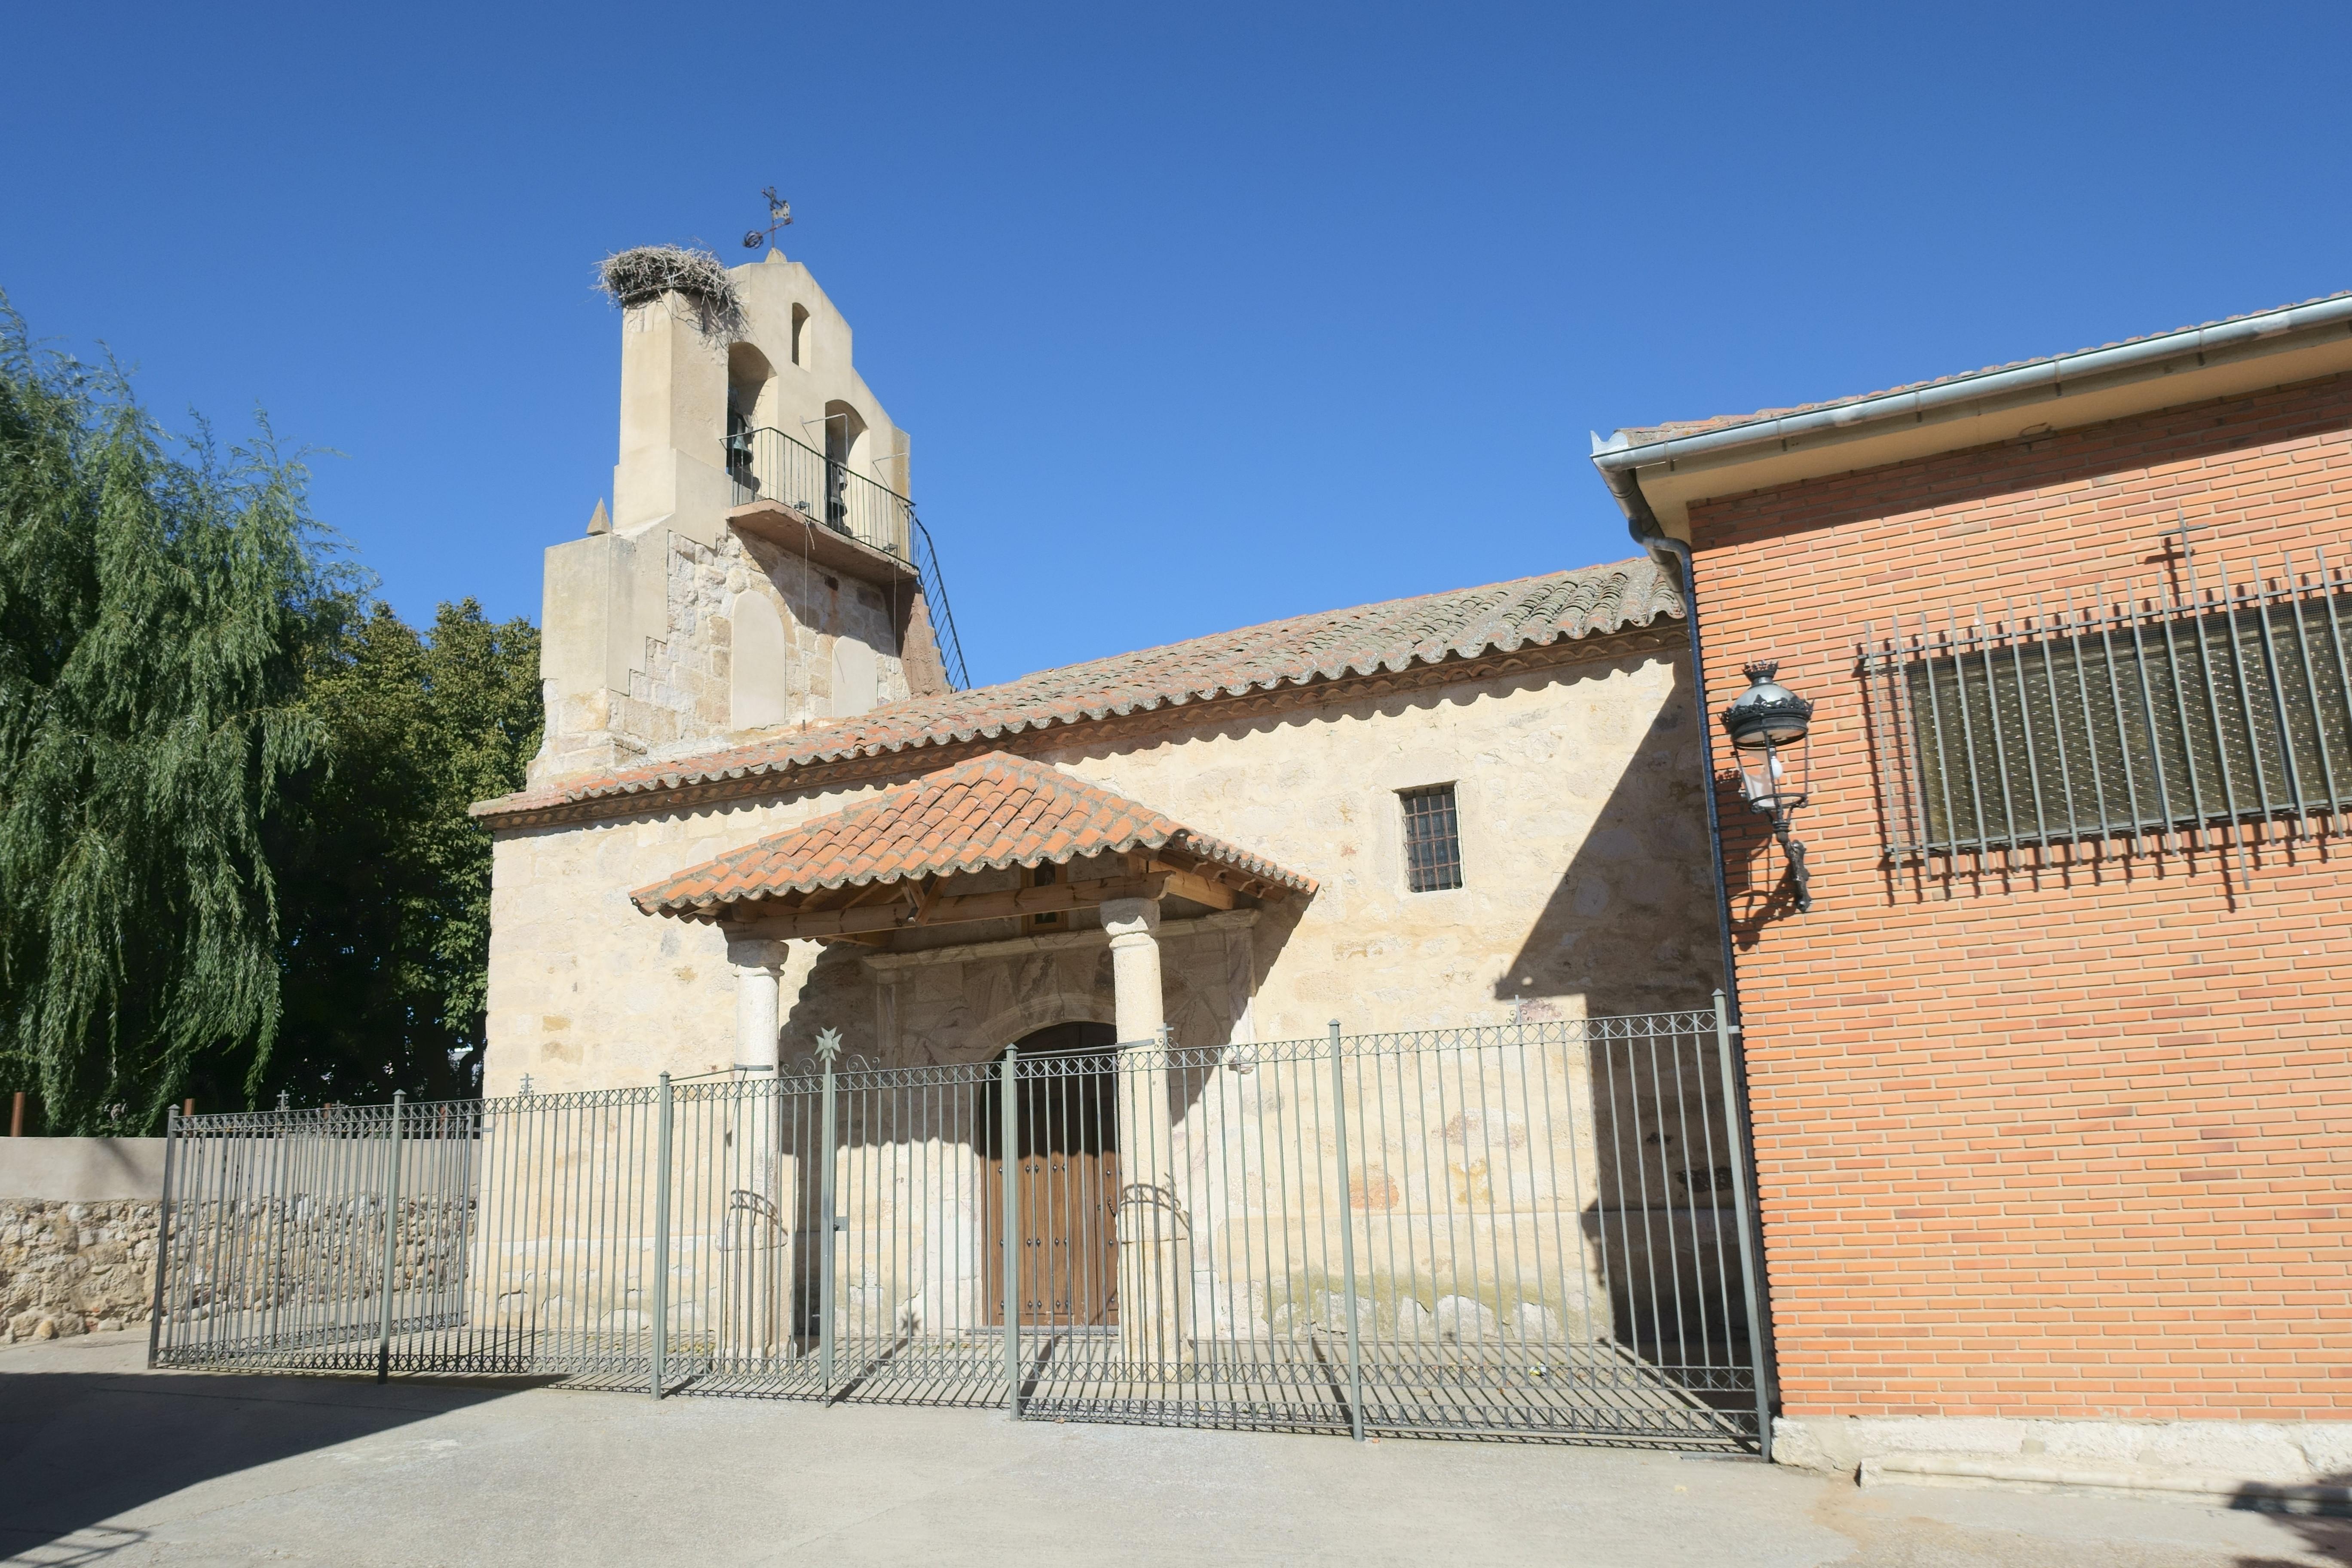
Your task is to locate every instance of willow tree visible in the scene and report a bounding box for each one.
[0,298,340,1131]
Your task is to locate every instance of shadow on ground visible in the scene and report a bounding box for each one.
[0,1362,536,1562]
[2230,1475,2352,1568]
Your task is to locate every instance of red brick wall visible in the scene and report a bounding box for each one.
[1686,372,2352,1421]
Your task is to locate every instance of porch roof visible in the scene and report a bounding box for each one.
[630,750,1314,932]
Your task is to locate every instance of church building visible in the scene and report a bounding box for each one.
[448,247,1753,1442]
[474,247,1720,1097]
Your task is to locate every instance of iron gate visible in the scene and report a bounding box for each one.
[151,1002,1770,1449]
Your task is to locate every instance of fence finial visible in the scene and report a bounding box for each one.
[815,1028,842,1064]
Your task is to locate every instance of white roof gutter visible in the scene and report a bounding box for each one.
[1590,292,2352,478]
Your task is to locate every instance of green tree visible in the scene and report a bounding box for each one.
[0,299,341,1131]
[0,298,542,1128]
[270,600,540,1106]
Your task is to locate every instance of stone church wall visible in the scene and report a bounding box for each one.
[539,523,913,781]
[479,643,1727,1359]
[485,640,1718,1096]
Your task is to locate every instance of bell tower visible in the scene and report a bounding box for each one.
[533,244,961,783]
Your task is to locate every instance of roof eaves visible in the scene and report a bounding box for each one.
[1594,290,2352,473]
[480,561,1686,826]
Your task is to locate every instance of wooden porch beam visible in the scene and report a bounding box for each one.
[1148,863,1237,910]
[737,874,1168,942]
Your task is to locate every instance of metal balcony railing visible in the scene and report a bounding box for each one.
[725,425,970,690]
[725,425,909,557]
[911,516,971,693]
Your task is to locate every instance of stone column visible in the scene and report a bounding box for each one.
[723,932,788,1359]
[728,934,787,1072]
[1103,894,1187,1372]
[1103,896,1164,1044]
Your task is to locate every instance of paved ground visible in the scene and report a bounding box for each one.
[2,1333,2346,1568]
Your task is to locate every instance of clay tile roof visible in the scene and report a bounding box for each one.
[480,557,1683,825]
[1611,288,2352,446]
[631,750,1316,920]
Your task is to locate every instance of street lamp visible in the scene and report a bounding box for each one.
[1719,661,1815,913]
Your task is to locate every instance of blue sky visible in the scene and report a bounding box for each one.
[6,3,2349,686]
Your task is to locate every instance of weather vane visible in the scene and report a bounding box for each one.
[744,187,793,250]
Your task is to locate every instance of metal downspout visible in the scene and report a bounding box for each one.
[1599,466,1744,1022]
[1593,459,1781,1445]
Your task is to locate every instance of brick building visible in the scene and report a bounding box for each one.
[1592,293,2352,1489]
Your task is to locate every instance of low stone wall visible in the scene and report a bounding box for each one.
[2,1200,158,1341]
[0,1139,167,1343]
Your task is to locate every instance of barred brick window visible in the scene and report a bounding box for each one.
[1862,551,2352,860]
[1400,784,1464,891]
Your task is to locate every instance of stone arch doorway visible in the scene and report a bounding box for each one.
[981,1022,1119,1328]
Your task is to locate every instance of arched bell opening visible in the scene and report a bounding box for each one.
[725,342,775,491]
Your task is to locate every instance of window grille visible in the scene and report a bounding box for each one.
[1400,785,1464,891]
[1862,549,2352,861]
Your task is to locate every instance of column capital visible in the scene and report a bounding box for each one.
[725,932,790,971]
[1100,894,1161,943]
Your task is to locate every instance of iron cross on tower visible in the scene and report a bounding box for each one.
[744,187,793,251]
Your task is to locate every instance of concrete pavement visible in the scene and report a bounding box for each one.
[2,1332,2344,1567]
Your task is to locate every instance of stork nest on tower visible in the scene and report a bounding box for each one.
[596,245,745,336]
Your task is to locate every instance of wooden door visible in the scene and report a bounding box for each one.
[983,1024,1119,1327]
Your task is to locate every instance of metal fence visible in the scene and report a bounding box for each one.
[723,423,970,690]
[152,1004,1768,1451]
[726,424,910,557]
[1862,546,2352,865]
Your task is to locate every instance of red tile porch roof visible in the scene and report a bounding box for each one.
[631,750,1314,920]
[478,557,1683,826]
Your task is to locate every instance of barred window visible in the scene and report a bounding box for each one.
[1401,784,1464,891]
[1866,557,2352,858]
